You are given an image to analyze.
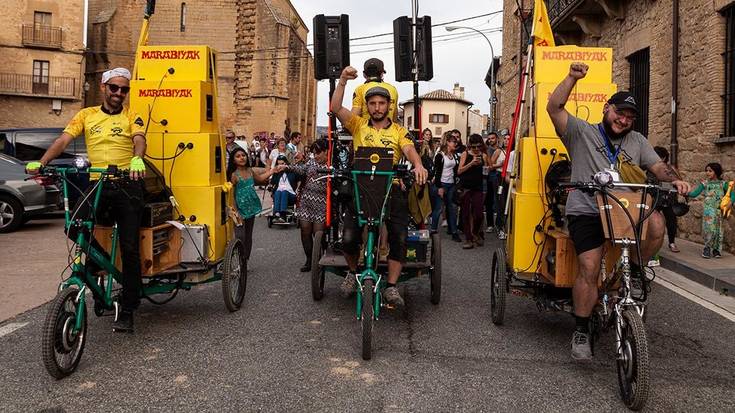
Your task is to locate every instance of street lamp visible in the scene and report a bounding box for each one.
[445,25,496,131]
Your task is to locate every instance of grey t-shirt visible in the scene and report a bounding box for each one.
[560,115,661,216]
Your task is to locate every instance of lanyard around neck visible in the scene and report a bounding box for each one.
[597,123,621,167]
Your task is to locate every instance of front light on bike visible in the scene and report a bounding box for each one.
[73,156,90,169]
[594,171,614,187]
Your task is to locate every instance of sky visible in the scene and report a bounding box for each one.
[289,0,505,129]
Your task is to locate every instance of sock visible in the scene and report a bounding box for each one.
[575,316,590,333]
[386,282,396,289]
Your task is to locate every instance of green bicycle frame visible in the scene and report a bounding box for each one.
[56,167,122,332]
[351,169,396,321]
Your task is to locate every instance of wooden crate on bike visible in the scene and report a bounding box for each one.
[595,190,653,241]
[541,230,622,288]
[93,223,182,276]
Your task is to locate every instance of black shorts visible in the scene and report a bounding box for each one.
[567,214,605,254]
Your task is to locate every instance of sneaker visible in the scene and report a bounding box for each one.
[441,220,448,228]
[339,272,357,298]
[647,259,660,267]
[382,286,405,306]
[462,241,474,249]
[497,230,507,240]
[474,237,484,247]
[300,261,311,272]
[668,243,680,253]
[451,233,462,243]
[485,226,495,233]
[713,249,722,258]
[702,247,711,259]
[112,310,134,333]
[571,330,592,360]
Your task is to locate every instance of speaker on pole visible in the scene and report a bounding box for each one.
[393,16,433,82]
[313,14,350,80]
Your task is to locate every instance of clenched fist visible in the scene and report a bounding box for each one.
[569,62,589,80]
[340,66,358,81]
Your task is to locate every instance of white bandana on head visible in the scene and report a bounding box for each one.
[101,68,131,84]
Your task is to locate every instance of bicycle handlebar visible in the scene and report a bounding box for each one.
[36,165,129,179]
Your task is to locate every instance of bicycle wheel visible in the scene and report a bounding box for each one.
[430,232,442,305]
[490,248,507,325]
[361,279,374,360]
[311,231,325,301]
[222,238,247,312]
[616,308,650,411]
[42,287,87,379]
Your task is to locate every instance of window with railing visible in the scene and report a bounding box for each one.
[628,48,650,138]
[723,5,735,138]
[22,12,62,49]
[430,113,449,124]
[33,60,50,95]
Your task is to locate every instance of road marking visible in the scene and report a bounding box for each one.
[0,322,29,338]
[654,269,735,323]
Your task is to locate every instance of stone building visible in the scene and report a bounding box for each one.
[402,84,488,140]
[0,0,86,128]
[86,0,316,141]
[498,0,735,252]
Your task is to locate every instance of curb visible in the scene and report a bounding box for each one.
[659,255,734,295]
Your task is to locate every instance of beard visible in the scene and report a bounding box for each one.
[369,111,387,122]
[105,94,123,111]
[602,115,632,140]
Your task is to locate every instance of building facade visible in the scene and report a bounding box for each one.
[86,0,316,141]
[0,0,86,128]
[498,0,735,252]
[402,84,488,140]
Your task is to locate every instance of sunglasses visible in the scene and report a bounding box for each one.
[612,106,637,122]
[470,144,482,149]
[106,84,130,94]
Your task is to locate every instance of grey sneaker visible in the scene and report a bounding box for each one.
[702,247,712,259]
[571,331,592,360]
[497,230,507,240]
[485,226,495,233]
[339,272,357,298]
[382,286,405,307]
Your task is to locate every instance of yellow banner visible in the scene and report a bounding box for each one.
[533,0,555,47]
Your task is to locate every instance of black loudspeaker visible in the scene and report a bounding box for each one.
[393,16,433,82]
[313,14,350,80]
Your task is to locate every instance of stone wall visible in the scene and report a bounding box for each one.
[0,0,85,128]
[498,0,735,252]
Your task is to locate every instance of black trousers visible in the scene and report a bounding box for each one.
[69,179,144,311]
[661,205,677,244]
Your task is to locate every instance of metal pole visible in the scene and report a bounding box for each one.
[412,0,420,133]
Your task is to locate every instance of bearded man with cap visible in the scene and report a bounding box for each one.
[26,67,147,333]
[351,58,399,122]
[330,65,428,307]
[546,62,692,360]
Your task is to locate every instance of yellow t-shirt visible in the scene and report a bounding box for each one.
[352,80,399,121]
[63,106,145,170]
[345,116,413,165]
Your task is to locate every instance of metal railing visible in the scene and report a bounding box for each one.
[548,0,585,27]
[21,24,63,48]
[0,73,77,98]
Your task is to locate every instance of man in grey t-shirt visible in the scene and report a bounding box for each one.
[546,62,692,361]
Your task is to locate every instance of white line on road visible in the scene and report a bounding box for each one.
[654,268,735,323]
[0,322,29,338]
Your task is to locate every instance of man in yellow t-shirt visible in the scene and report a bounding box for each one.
[27,67,147,333]
[330,65,427,307]
[351,58,399,121]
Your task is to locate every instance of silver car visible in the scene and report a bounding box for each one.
[0,153,60,233]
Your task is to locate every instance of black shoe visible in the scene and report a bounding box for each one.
[300,262,311,272]
[112,310,134,333]
[713,249,722,258]
[451,234,462,242]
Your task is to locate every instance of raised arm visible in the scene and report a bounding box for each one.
[330,66,359,127]
[546,62,589,137]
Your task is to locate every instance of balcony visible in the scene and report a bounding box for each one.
[0,73,77,99]
[525,0,626,42]
[21,24,63,49]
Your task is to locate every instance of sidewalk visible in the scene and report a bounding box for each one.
[658,238,735,295]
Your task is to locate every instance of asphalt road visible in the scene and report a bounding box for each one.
[1,218,734,412]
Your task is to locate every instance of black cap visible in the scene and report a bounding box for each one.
[607,91,638,114]
[364,58,385,76]
[365,86,391,101]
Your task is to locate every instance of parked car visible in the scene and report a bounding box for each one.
[0,128,89,205]
[0,153,60,233]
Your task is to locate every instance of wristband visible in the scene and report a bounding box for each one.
[26,161,43,171]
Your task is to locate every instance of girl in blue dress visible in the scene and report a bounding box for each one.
[227,146,276,266]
